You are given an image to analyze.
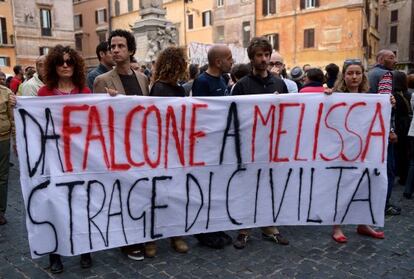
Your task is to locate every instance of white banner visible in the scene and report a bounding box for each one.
[189,42,249,65]
[15,93,390,258]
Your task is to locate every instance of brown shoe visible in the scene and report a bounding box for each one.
[170,237,189,253]
[144,241,157,258]
[0,213,6,225]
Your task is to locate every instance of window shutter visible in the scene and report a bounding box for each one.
[104,9,107,22]
[6,57,10,66]
[310,29,315,47]
[0,18,7,44]
[80,15,83,27]
[315,0,320,8]
[209,11,213,25]
[263,0,268,15]
[274,33,279,50]
[300,0,305,9]
[270,0,276,14]
[95,10,98,24]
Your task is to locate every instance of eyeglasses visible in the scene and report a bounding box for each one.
[269,61,283,67]
[343,59,362,66]
[56,57,75,67]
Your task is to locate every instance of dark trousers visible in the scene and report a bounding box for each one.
[0,139,10,214]
[404,138,414,195]
[386,143,396,206]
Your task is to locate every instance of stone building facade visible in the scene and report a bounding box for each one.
[12,0,74,67]
[256,0,379,69]
[73,0,110,69]
[0,0,16,75]
[212,0,255,47]
[378,0,414,72]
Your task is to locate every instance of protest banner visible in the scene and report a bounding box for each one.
[14,93,390,258]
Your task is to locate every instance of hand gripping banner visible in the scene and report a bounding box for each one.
[14,93,390,258]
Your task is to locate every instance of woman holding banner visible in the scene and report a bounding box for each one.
[37,45,92,273]
[146,46,189,257]
[332,59,385,243]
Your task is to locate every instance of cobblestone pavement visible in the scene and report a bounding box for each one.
[1,156,413,279]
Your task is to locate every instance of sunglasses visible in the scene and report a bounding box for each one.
[56,57,75,67]
[343,59,362,66]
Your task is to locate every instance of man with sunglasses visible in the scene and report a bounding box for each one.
[368,50,401,216]
[268,52,298,93]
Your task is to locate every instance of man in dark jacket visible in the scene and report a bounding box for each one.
[232,37,289,249]
[232,37,287,96]
[87,41,115,90]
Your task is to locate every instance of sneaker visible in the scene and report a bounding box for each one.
[233,233,249,249]
[262,232,289,245]
[80,253,92,268]
[121,244,145,261]
[385,204,401,216]
[0,213,6,225]
[144,241,157,258]
[49,254,63,274]
[170,237,189,253]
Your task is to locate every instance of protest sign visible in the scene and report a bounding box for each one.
[14,93,390,258]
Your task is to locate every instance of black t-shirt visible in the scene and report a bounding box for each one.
[118,73,143,96]
[149,81,185,97]
[232,71,288,95]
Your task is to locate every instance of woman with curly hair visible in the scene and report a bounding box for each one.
[38,45,91,96]
[36,45,92,273]
[331,59,384,243]
[145,46,189,258]
[149,46,187,97]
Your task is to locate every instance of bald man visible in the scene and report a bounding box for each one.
[268,52,298,93]
[368,49,397,93]
[21,55,46,96]
[191,45,234,249]
[192,44,233,96]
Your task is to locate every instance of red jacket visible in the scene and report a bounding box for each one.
[38,86,91,96]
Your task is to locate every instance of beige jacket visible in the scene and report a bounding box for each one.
[93,68,149,96]
[0,85,15,141]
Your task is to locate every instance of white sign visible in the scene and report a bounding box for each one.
[189,42,249,65]
[15,93,390,258]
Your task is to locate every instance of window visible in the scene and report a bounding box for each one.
[187,14,193,30]
[267,33,279,51]
[242,21,251,48]
[75,34,82,51]
[375,14,378,29]
[390,10,398,22]
[390,26,397,43]
[40,8,52,36]
[0,17,7,44]
[74,14,83,30]
[97,31,106,42]
[128,0,133,12]
[216,26,224,43]
[202,11,212,27]
[39,47,50,55]
[95,9,107,24]
[217,0,224,7]
[115,0,120,16]
[304,28,315,48]
[300,0,319,9]
[0,57,10,67]
[262,0,276,16]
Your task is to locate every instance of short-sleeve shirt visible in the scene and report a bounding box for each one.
[192,72,228,97]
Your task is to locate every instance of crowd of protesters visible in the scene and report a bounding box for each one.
[0,29,413,274]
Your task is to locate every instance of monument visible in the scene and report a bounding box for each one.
[131,0,178,63]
